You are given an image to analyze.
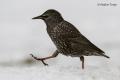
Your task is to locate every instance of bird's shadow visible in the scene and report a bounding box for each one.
[0,57,38,67]
[0,56,58,67]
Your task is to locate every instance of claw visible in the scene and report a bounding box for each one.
[30,54,48,66]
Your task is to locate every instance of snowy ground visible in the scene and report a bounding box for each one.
[0,52,120,80]
[0,0,120,80]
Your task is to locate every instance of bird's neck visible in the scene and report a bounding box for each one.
[44,16,64,28]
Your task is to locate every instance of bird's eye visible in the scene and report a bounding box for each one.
[42,14,49,18]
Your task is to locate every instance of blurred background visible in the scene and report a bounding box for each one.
[0,0,120,65]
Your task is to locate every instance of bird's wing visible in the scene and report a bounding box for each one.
[56,21,81,38]
[67,35,104,53]
[57,21,105,55]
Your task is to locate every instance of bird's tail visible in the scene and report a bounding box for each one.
[101,53,110,58]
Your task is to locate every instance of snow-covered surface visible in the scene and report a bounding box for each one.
[0,0,120,80]
[0,55,120,80]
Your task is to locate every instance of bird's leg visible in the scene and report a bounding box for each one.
[30,54,48,66]
[80,56,84,69]
[30,50,59,66]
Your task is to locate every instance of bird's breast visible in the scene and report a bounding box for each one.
[47,30,70,54]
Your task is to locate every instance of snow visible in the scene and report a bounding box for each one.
[0,55,120,80]
[0,0,120,80]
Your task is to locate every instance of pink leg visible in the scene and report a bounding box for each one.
[30,50,59,66]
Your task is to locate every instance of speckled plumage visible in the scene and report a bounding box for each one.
[31,9,110,69]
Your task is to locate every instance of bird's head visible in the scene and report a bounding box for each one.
[32,9,63,24]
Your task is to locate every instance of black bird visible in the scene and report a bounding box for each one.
[31,9,109,69]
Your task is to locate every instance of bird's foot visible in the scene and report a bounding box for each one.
[30,54,48,66]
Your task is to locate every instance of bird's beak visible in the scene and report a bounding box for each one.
[32,15,43,19]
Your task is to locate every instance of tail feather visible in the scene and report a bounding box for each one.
[101,53,110,58]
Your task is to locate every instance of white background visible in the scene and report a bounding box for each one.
[0,0,120,80]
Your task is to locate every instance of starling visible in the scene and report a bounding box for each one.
[31,9,110,69]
